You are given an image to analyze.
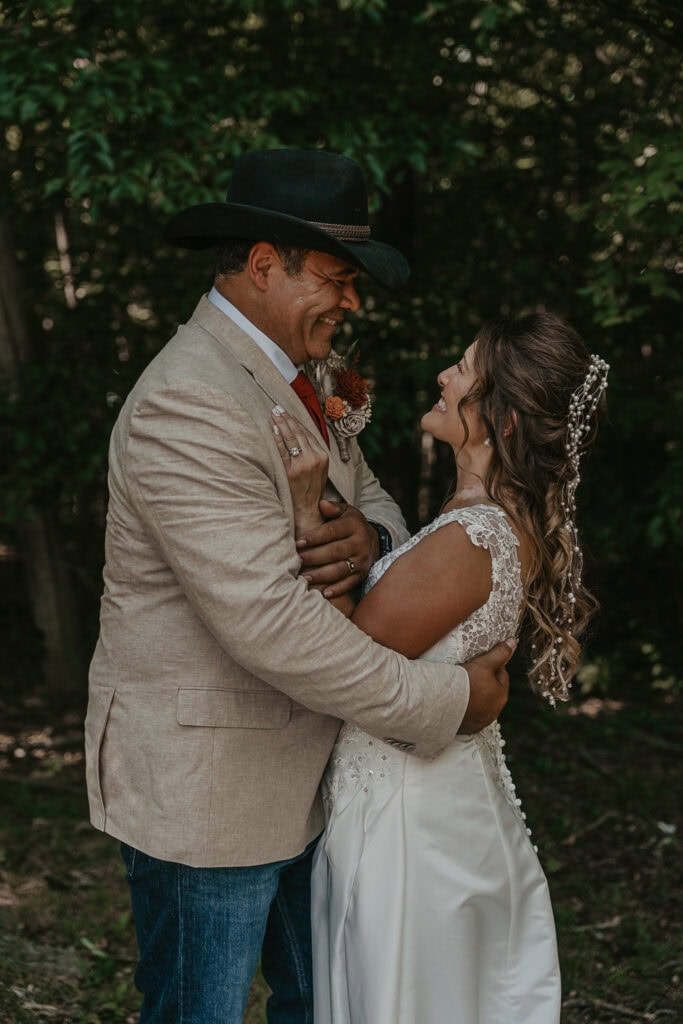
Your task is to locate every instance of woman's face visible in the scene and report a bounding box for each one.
[421,341,486,451]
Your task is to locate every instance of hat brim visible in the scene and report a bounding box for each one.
[163,202,409,291]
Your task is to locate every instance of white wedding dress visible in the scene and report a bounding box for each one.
[311,505,561,1024]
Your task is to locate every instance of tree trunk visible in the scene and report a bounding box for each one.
[0,216,32,377]
[0,213,85,700]
[15,510,85,698]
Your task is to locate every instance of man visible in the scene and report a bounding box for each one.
[85,149,512,1024]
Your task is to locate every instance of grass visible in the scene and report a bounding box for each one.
[0,682,681,1023]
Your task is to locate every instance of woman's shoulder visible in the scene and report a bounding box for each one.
[422,503,529,580]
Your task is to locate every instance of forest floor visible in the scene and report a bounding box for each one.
[0,677,681,1024]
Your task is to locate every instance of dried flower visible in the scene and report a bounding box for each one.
[333,367,369,408]
[324,395,347,421]
[304,347,373,462]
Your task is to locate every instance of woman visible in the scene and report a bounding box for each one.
[271,312,608,1024]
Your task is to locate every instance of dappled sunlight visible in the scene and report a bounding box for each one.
[567,696,626,718]
[0,718,84,780]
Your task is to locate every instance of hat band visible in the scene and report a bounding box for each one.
[309,221,371,242]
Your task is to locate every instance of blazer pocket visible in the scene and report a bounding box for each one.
[176,688,292,730]
[84,685,116,829]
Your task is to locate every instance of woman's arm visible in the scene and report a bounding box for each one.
[351,521,493,657]
[271,409,494,648]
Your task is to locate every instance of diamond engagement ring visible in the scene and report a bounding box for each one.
[288,446,303,457]
[345,558,356,576]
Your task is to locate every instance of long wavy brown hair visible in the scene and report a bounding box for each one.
[457,312,607,702]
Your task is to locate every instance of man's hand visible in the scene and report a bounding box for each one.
[458,639,516,734]
[296,499,380,597]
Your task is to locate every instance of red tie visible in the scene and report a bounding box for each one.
[290,371,330,446]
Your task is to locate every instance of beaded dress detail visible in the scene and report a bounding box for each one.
[311,504,561,1024]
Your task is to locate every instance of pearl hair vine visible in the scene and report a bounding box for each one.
[538,353,610,705]
[565,354,610,483]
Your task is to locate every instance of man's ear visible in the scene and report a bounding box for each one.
[247,242,278,292]
[503,409,518,438]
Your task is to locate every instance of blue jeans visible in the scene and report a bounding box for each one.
[120,840,316,1024]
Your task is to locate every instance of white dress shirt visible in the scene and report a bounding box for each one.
[208,286,298,384]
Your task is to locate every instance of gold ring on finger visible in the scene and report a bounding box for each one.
[345,558,356,576]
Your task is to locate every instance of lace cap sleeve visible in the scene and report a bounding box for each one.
[413,504,524,664]
[426,504,522,600]
[365,504,521,597]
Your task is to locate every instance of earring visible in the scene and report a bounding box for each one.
[484,437,492,447]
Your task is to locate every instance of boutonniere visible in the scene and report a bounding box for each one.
[305,346,373,462]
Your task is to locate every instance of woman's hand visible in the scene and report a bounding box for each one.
[272,407,329,538]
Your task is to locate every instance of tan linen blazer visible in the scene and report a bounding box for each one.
[85,296,469,867]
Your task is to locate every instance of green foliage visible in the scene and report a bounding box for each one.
[0,0,681,693]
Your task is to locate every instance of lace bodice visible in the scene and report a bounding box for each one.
[324,505,533,838]
[364,504,523,665]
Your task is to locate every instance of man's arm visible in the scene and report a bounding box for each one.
[295,438,409,595]
[126,383,469,758]
[269,407,512,733]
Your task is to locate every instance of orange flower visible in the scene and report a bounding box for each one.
[324,395,346,420]
[333,367,368,407]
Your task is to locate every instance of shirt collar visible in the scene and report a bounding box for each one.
[208,286,298,384]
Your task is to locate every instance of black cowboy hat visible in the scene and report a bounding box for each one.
[163,149,409,291]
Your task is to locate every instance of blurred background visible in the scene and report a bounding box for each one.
[0,1,681,1021]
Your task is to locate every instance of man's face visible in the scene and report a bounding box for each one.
[265,250,361,364]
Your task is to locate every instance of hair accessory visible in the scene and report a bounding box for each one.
[565,355,610,481]
[563,354,610,546]
[539,354,609,703]
[533,354,609,704]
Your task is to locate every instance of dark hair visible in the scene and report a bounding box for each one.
[214,240,310,278]
[459,312,607,701]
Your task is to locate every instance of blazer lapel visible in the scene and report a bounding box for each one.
[191,296,356,502]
